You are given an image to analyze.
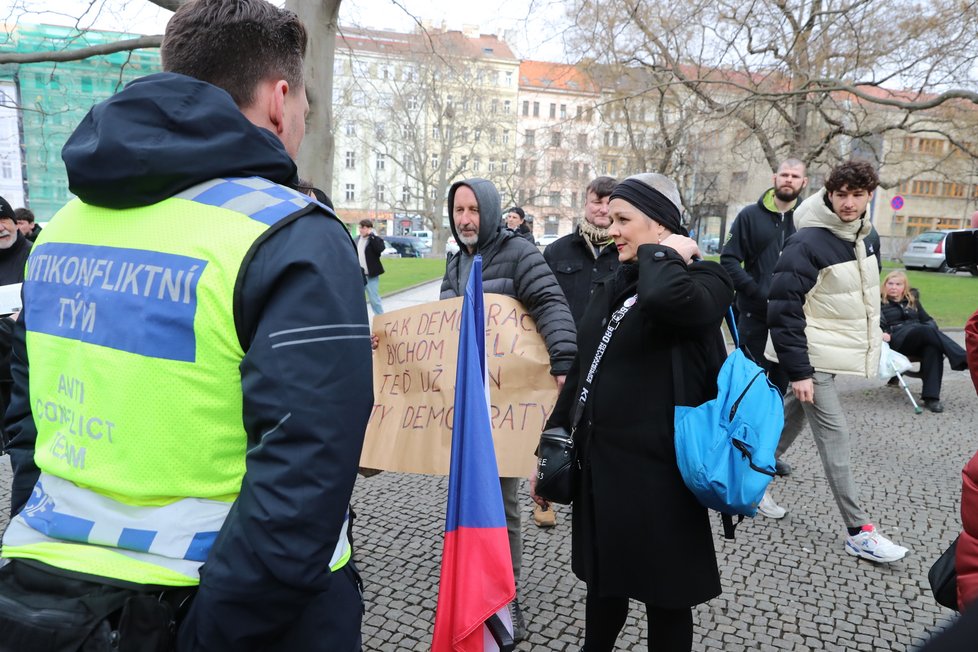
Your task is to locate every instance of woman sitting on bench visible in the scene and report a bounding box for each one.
[880,270,968,413]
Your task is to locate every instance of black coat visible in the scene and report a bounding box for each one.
[357,233,385,278]
[720,190,796,318]
[543,227,620,325]
[881,294,967,370]
[0,233,31,286]
[545,244,732,607]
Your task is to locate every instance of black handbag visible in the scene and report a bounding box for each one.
[535,427,576,505]
[928,536,959,611]
[534,295,637,506]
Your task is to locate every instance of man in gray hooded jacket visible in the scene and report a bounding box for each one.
[440,178,576,641]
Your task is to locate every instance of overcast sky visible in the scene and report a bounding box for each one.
[1,0,571,61]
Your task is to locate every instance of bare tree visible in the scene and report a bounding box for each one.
[567,0,978,183]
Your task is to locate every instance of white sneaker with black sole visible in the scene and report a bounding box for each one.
[845,525,909,563]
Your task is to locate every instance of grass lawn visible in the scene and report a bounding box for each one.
[378,257,447,296]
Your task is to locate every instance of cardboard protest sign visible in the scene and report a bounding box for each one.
[361,294,558,477]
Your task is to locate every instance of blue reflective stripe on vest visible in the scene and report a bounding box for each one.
[175,177,313,226]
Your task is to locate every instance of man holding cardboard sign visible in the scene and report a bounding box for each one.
[441,177,576,641]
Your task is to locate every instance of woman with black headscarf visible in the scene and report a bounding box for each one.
[532,173,733,651]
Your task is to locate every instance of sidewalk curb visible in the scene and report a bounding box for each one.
[380,277,442,299]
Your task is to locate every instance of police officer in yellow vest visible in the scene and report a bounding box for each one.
[0,2,372,650]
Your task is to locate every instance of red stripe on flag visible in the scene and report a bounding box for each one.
[432,525,515,651]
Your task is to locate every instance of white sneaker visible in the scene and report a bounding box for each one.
[756,490,786,519]
[845,525,909,563]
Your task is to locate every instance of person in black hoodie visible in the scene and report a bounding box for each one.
[720,158,806,480]
[720,159,807,366]
[442,178,575,642]
[0,2,370,650]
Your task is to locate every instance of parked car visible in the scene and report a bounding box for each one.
[385,235,430,258]
[536,234,560,248]
[699,236,720,254]
[380,244,399,258]
[901,230,978,274]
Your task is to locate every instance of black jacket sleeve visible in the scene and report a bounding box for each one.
[767,236,820,381]
[3,310,38,516]
[369,233,385,256]
[637,245,733,328]
[719,209,760,298]
[179,210,372,650]
[511,239,577,375]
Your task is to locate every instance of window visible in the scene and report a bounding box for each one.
[1,160,10,179]
[576,106,584,120]
[431,153,439,169]
[577,133,588,149]
[376,153,386,171]
[560,104,567,119]
[910,179,939,196]
[488,159,497,173]
[545,215,559,235]
[612,132,619,147]
[407,96,419,111]
[571,191,578,208]
[432,126,440,140]
[504,100,511,114]
[345,122,356,136]
[505,71,513,86]
[944,182,966,198]
[551,132,561,147]
[525,130,535,146]
[491,99,498,114]
[489,129,497,145]
[520,159,527,175]
[472,157,481,172]
[604,131,611,146]
[345,184,355,202]
[551,161,562,177]
[501,161,509,173]
[446,95,454,110]
[474,129,482,143]
[345,151,356,169]
[376,186,385,202]
[533,102,540,117]
[918,138,944,155]
[522,100,529,116]
[549,103,556,119]
[502,130,510,145]
[549,191,560,207]
[731,171,748,188]
[476,98,483,113]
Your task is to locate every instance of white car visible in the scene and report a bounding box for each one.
[536,234,560,248]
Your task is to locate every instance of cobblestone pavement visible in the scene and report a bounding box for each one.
[0,320,974,650]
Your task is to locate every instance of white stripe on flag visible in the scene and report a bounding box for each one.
[481,604,513,651]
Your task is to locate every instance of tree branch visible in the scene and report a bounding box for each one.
[0,35,162,64]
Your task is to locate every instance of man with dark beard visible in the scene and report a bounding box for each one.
[544,176,619,324]
[720,159,806,494]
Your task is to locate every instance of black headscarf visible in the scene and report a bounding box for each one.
[609,178,687,236]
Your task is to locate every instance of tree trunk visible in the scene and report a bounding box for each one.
[286,0,341,200]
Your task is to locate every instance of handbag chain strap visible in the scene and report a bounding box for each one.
[571,294,638,432]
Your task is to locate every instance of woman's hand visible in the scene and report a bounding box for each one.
[659,234,702,264]
[882,332,891,343]
[528,472,550,509]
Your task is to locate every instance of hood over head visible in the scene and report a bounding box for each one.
[62,72,298,209]
[447,178,503,251]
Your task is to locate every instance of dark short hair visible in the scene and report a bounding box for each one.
[824,160,879,193]
[359,219,374,228]
[504,206,525,221]
[586,176,617,199]
[13,208,34,223]
[161,0,308,108]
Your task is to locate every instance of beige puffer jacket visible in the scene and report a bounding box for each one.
[765,189,882,378]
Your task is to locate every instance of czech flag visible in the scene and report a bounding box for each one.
[431,256,516,652]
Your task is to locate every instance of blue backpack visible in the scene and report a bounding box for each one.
[673,308,784,539]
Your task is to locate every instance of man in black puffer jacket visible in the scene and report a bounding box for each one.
[441,177,575,642]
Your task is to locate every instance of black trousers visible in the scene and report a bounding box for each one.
[893,326,945,399]
[582,586,693,652]
[737,311,788,395]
